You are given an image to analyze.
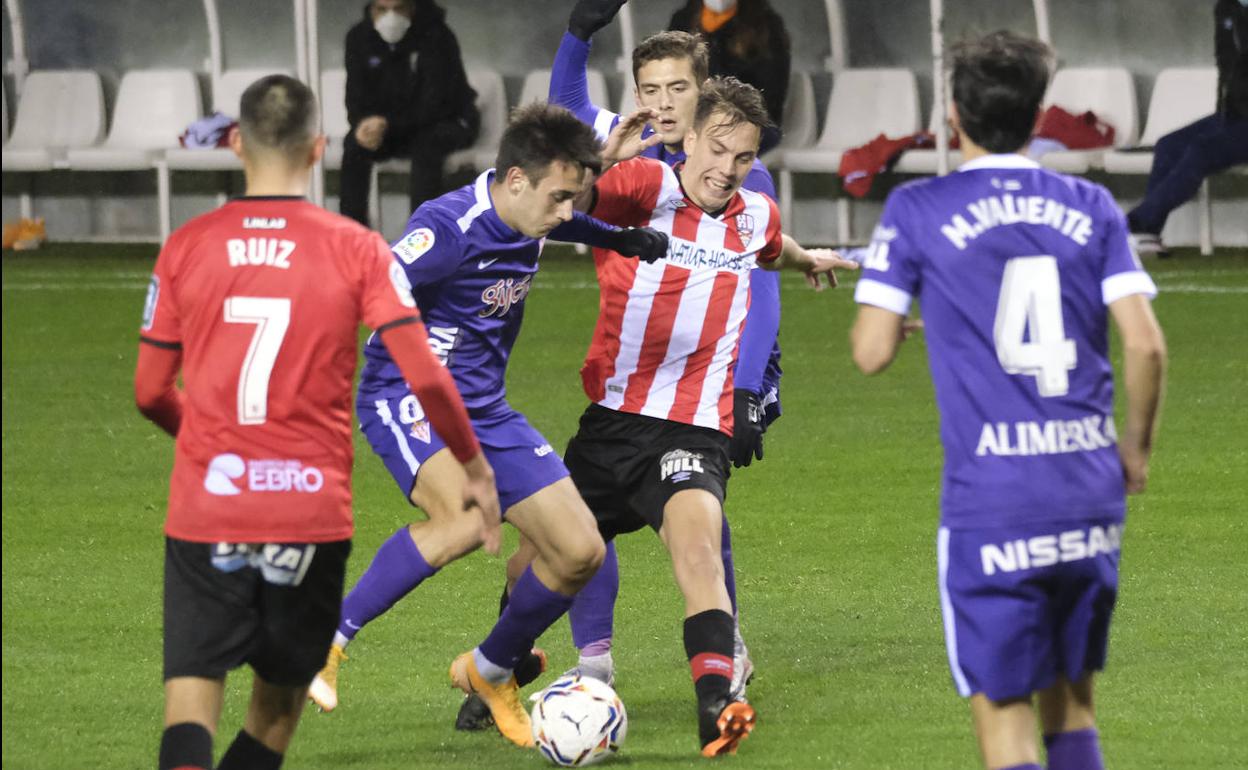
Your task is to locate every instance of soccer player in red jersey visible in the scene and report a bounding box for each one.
[134,74,498,770]
[561,76,856,756]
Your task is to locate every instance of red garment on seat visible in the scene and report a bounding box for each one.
[1034,105,1116,150]
[838,132,959,198]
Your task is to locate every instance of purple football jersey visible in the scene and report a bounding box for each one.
[361,171,544,412]
[855,154,1157,529]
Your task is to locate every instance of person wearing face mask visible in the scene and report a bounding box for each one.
[668,0,791,154]
[1125,0,1248,257]
[341,0,480,228]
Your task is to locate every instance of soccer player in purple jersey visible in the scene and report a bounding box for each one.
[306,103,668,748]
[850,31,1166,770]
[509,0,782,701]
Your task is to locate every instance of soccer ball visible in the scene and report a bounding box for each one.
[530,674,627,766]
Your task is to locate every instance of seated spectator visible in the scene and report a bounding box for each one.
[341,0,480,227]
[1127,0,1248,256]
[668,0,790,153]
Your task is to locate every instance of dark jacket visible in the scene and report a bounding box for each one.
[668,0,791,130]
[344,0,477,137]
[1215,0,1248,120]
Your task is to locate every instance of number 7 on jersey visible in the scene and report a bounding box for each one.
[224,297,291,425]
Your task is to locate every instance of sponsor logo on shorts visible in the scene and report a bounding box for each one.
[211,542,316,586]
[980,523,1123,576]
[660,449,704,483]
[204,453,325,496]
[534,444,554,457]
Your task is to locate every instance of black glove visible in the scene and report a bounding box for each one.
[608,226,668,263]
[569,0,628,42]
[729,389,765,468]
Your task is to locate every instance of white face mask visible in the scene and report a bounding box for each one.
[704,0,737,12]
[374,10,411,44]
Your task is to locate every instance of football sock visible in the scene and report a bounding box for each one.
[568,541,619,650]
[721,516,738,615]
[217,729,283,770]
[1044,728,1104,770]
[477,566,574,681]
[498,581,510,615]
[158,722,212,770]
[337,527,438,642]
[999,765,1043,770]
[684,608,735,747]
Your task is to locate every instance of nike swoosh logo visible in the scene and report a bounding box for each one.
[478,258,499,270]
[344,620,362,630]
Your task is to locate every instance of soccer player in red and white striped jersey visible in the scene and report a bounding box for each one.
[563,76,856,756]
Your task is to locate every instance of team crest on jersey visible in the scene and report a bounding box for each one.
[394,227,436,264]
[408,421,431,443]
[734,214,755,244]
[141,275,160,331]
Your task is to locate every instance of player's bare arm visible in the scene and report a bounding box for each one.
[764,235,860,290]
[1108,293,1168,494]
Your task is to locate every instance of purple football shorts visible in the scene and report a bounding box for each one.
[937,517,1123,701]
[358,386,569,516]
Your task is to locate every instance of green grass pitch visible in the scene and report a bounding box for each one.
[3,243,1246,768]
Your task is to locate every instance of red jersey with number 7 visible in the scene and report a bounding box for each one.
[140,197,421,542]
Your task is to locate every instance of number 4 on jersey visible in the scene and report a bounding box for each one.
[993,256,1076,398]
[224,297,291,425]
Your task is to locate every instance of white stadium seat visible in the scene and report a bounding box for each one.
[1035,67,1137,173]
[518,67,609,109]
[3,70,106,172]
[761,70,818,167]
[164,69,293,172]
[1102,68,1217,174]
[779,68,920,243]
[65,69,201,242]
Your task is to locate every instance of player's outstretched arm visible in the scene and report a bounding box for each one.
[549,212,669,262]
[766,235,861,290]
[134,341,184,437]
[379,320,502,553]
[1109,293,1167,494]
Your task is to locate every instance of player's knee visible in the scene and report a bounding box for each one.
[558,534,606,587]
[672,540,723,583]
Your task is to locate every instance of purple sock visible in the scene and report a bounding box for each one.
[721,515,738,615]
[478,566,574,670]
[338,528,437,640]
[568,541,618,651]
[1000,765,1043,770]
[1044,728,1103,770]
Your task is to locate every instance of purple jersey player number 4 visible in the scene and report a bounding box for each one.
[851,31,1166,770]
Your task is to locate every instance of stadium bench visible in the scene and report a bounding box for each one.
[2,70,107,219]
[65,69,202,242]
[778,68,920,244]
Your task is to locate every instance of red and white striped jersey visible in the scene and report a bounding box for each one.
[583,157,782,435]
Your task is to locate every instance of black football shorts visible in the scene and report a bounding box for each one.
[564,404,731,539]
[163,536,351,686]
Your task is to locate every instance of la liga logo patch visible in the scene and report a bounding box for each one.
[394,227,436,264]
